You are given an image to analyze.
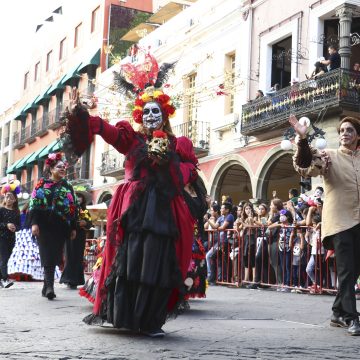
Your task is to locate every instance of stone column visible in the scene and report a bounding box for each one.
[335,3,356,70]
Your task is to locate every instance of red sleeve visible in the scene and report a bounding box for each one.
[65,106,136,156]
[176,136,199,184]
[88,117,136,154]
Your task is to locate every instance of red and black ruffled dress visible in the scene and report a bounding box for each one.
[65,108,198,333]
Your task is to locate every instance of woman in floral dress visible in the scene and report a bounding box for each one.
[28,152,78,300]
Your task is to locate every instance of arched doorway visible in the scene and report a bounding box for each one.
[98,191,113,205]
[213,164,252,205]
[258,153,300,202]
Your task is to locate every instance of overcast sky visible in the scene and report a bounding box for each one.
[0,0,59,113]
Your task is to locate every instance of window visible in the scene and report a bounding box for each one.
[24,72,29,89]
[59,38,66,61]
[91,7,100,33]
[46,50,53,72]
[186,74,197,122]
[271,36,292,89]
[225,53,236,114]
[34,62,40,82]
[74,23,82,47]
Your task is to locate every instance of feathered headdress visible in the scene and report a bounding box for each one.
[113,53,177,124]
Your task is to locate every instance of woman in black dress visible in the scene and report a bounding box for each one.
[0,185,21,288]
[60,192,92,289]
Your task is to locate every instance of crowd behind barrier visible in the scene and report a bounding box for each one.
[205,226,337,295]
[83,239,100,275]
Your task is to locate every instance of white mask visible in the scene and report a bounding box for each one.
[142,102,163,130]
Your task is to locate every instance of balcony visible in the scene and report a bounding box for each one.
[241,68,360,136]
[67,165,92,186]
[99,149,125,179]
[172,120,210,158]
[13,130,26,149]
[48,106,65,130]
[33,116,48,137]
[23,125,36,144]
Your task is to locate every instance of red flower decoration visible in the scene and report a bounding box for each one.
[152,130,167,138]
[135,98,144,107]
[163,104,175,115]
[132,109,143,124]
[35,178,45,190]
[156,94,170,104]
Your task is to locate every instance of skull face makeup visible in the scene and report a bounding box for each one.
[142,102,163,130]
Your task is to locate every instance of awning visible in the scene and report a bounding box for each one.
[6,158,23,175]
[51,139,62,152]
[14,107,27,120]
[13,152,35,170]
[38,140,58,158]
[78,49,100,72]
[34,86,52,104]
[147,2,185,24]
[22,103,32,112]
[25,147,45,165]
[120,23,159,42]
[60,63,82,85]
[47,75,66,96]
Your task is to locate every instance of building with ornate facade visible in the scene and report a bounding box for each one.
[94,0,360,205]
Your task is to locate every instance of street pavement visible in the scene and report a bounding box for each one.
[0,281,359,360]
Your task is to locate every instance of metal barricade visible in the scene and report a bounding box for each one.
[205,225,338,295]
[83,239,99,275]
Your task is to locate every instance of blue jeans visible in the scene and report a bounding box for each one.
[279,251,291,286]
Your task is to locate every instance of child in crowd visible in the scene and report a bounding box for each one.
[204,203,221,284]
[305,213,324,293]
[278,209,295,292]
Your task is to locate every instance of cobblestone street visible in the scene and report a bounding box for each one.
[1,281,359,359]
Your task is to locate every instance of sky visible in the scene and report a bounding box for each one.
[0,0,59,114]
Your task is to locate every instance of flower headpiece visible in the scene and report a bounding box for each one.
[1,180,21,195]
[132,87,176,124]
[45,152,67,168]
[113,52,176,124]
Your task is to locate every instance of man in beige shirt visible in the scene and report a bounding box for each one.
[290,115,360,336]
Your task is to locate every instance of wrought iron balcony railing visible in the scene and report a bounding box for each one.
[241,68,360,136]
[67,165,92,186]
[99,149,126,179]
[48,108,62,129]
[13,129,26,149]
[172,120,210,158]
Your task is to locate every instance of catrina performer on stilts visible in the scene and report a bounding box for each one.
[62,53,205,337]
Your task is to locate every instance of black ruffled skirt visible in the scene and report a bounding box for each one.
[103,185,183,332]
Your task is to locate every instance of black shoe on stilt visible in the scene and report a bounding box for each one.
[43,266,56,300]
[45,285,56,300]
[141,328,165,338]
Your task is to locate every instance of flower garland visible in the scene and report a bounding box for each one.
[1,180,21,195]
[45,152,67,168]
[30,178,77,224]
[132,88,176,124]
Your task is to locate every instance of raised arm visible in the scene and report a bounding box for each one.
[289,115,330,178]
[64,104,136,157]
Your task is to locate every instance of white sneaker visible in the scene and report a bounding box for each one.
[0,280,4,288]
[2,280,14,288]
